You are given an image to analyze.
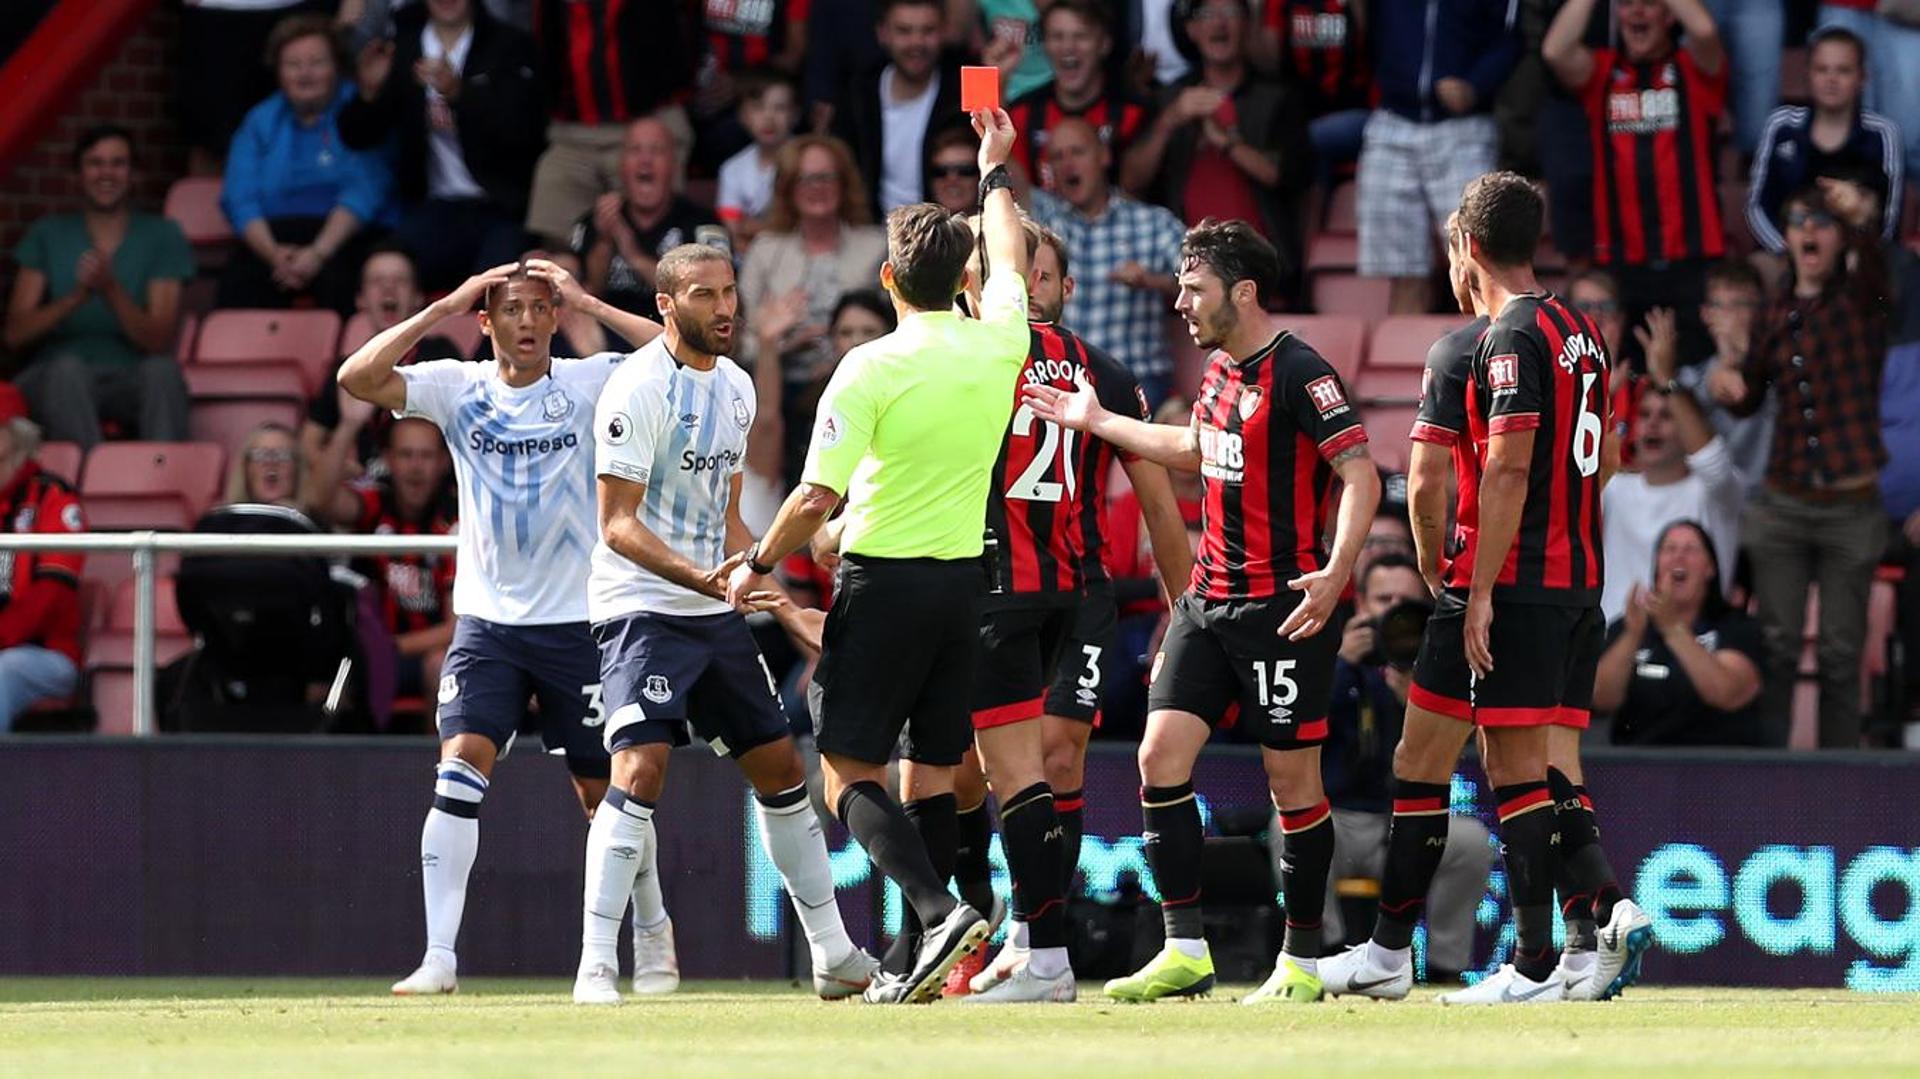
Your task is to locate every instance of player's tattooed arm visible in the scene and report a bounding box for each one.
[1465,428,1536,676]
[1278,446,1379,642]
[339,262,516,411]
[1406,441,1451,596]
[1123,458,1195,608]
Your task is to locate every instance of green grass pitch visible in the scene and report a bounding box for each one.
[2,979,1917,1077]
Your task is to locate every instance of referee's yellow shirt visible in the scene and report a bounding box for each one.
[801,270,1029,560]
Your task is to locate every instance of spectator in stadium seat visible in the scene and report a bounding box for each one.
[926,127,984,215]
[219,14,397,314]
[522,0,698,247]
[302,247,464,519]
[1121,0,1312,307]
[1600,307,1743,623]
[1747,27,1904,254]
[225,422,312,515]
[692,0,809,172]
[1003,0,1149,182]
[1676,260,1774,499]
[1595,520,1766,745]
[737,137,888,431]
[1298,553,1494,982]
[1545,0,1726,361]
[4,125,192,453]
[716,70,803,251]
[345,416,456,714]
[802,0,885,133]
[831,0,970,212]
[1720,181,1893,749]
[1818,1,1920,181]
[570,118,730,328]
[949,0,1054,107]
[1030,118,1187,406]
[337,0,544,293]
[0,383,84,731]
[1252,0,1370,184]
[177,0,323,173]
[1357,0,1518,315]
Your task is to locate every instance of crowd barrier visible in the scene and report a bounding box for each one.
[1,739,1913,990]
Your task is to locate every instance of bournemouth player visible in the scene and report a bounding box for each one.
[1319,173,1636,1005]
[574,244,878,1005]
[339,259,668,996]
[1027,219,1380,1005]
[926,220,1195,1002]
[1421,212,1649,1001]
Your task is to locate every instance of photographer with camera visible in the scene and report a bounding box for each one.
[1270,552,1494,984]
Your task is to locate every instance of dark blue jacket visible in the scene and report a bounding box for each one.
[1323,658,1404,814]
[1368,0,1520,123]
[1746,105,1905,252]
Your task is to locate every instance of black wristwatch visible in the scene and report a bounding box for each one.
[745,543,776,576]
[978,164,1012,204]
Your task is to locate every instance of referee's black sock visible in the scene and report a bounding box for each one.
[1546,768,1624,926]
[952,798,997,921]
[1141,782,1205,941]
[1056,787,1085,897]
[1495,782,1559,983]
[837,782,958,928]
[1372,779,1450,951]
[999,783,1067,948]
[1276,799,1335,960]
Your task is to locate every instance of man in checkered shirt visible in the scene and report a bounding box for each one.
[1030,118,1187,407]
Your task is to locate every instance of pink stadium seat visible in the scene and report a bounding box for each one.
[340,310,485,361]
[89,671,137,735]
[195,309,342,396]
[190,400,304,456]
[1305,233,1358,274]
[37,441,83,485]
[1310,274,1392,320]
[1278,314,1365,384]
[1355,366,1423,405]
[80,442,225,531]
[163,176,233,247]
[1361,404,1418,474]
[1370,316,1466,370]
[82,551,179,598]
[1322,182,1357,235]
[106,575,188,634]
[175,312,199,364]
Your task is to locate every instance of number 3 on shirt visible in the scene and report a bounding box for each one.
[1007,403,1078,503]
[1573,371,1603,478]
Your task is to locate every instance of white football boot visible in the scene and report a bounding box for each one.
[814,948,882,1000]
[1436,964,1565,1005]
[1555,949,1600,1001]
[962,964,1077,1004]
[572,961,622,1005]
[1592,898,1655,1001]
[391,954,458,996]
[631,916,680,995]
[1317,942,1413,1001]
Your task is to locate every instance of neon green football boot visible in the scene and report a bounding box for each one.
[1103,943,1216,1002]
[1240,956,1324,1005]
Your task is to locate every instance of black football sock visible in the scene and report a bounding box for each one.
[1142,782,1205,940]
[1496,782,1560,983]
[1056,787,1085,898]
[837,782,958,929]
[1277,800,1335,960]
[952,799,997,920]
[999,783,1068,948]
[1372,780,1450,951]
[1546,768,1598,949]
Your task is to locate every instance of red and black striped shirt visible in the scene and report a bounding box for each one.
[353,479,457,636]
[1005,86,1148,180]
[1192,332,1367,602]
[536,0,699,125]
[988,323,1148,596]
[1453,295,1610,604]
[1583,47,1727,267]
[705,0,808,76]
[1264,0,1370,118]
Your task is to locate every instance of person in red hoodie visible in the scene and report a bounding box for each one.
[0,382,85,729]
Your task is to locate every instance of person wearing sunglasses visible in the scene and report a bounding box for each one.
[927,127,984,215]
[224,422,309,512]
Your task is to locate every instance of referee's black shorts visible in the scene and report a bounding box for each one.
[812,554,986,766]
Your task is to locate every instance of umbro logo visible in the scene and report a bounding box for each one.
[610,845,638,861]
[680,413,700,430]
[1269,704,1293,723]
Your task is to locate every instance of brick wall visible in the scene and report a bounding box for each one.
[0,4,185,270]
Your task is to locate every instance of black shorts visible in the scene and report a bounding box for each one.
[1045,579,1118,726]
[436,616,610,779]
[972,597,1076,729]
[1146,591,1335,749]
[593,610,790,759]
[813,555,985,767]
[1407,591,1604,729]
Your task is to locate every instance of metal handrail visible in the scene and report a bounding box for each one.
[0,532,460,735]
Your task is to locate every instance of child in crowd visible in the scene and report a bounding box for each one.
[717,69,800,251]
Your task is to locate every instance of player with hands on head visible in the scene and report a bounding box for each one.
[1026,218,1379,1006]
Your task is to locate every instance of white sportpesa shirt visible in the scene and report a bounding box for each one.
[589,337,756,622]
[399,355,622,625]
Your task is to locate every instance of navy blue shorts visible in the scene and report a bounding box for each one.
[593,609,789,759]
[436,616,610,778]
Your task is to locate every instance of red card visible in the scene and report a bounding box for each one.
[960,66,1001,112]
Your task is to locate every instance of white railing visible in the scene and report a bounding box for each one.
[0,532,459,735]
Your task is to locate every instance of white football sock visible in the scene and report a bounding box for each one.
[1367,939,1411,969]
[1028,946,1069,979]
[626,793,667,933]
[583,788,652,968]
[755,784,855,968]
[1284,953,1319,976]
[1010,920,1031,950]
[1169,936,1207,960]
[421,759,487,969]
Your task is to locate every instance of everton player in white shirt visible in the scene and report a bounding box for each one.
[574,243,878,1005]
[339,259,674,997]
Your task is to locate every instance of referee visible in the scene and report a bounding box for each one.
[724,108,1029,1005]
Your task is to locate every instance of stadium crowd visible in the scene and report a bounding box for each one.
[1,0,1918,755]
